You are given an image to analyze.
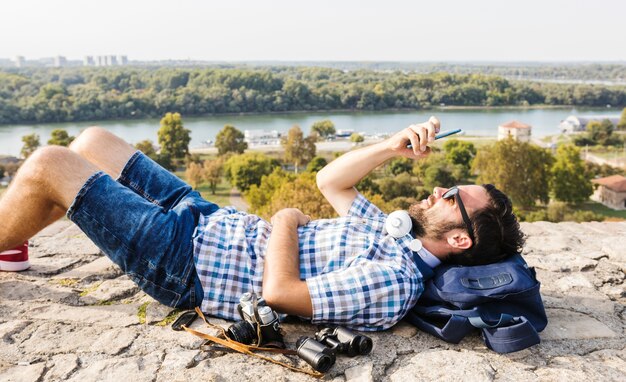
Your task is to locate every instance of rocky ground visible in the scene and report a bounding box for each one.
[0,220,624,382]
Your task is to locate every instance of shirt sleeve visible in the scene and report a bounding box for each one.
[305,261,423,331]
[347,192,385,219]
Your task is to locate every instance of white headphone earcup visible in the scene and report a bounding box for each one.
[409,239,423,252]
[385,210,413,238]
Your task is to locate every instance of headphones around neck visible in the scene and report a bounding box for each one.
[385,210,423,252]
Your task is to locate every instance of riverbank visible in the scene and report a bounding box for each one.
[0,104,617,129]
[1,108,617,157]
[190,135,498,155]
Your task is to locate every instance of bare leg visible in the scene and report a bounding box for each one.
[0,146,99,251]
[68,126,137,179]
[18,127,139,230]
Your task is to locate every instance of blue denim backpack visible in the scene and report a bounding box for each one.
[405,253,548,353]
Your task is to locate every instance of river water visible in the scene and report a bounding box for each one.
[0,107,620,157]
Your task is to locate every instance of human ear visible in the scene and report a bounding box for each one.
[446,231,472,250]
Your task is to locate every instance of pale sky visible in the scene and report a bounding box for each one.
[1,0,624,62]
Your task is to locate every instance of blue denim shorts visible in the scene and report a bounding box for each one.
[67,151,219,308]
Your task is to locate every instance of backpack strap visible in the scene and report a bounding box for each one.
[481,316,540,353]
[405,307,474,344]
[409,305,540,353]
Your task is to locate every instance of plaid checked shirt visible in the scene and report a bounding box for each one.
[193,193,426,331]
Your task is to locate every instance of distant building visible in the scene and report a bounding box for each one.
[53,56,67,67]
[498,120,531,143]
[559,115,620,134]
[118,55,128,65]
[591,175,626,210]
[104,55,117,66]
[83,56,95,66]
[14,56,25,68]
[244,130,281,145]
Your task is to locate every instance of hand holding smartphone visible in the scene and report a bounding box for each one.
[406,129,462,148]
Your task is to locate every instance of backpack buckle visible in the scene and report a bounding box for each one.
[460,273,513,289]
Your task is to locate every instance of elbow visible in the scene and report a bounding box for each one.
[262,285,277,307]
[316,170,330,193]
[262,279,283,308]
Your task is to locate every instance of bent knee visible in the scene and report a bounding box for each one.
[19,146,73,180]
[69,126,110,154]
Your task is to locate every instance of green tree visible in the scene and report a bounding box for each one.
[203,158,224,195]
[157,112,191,165]
[586,119,615,146]
[246,168,296,217]
[224,152,280,192]
[357,174,381,195]
[281,125,316,173]
[443,139,476,179]
[387,157,413,176]
[617,107,626,130]
[135,140,157,159]
[311,120,336,138]
[215,125,248,156]
[423,162,459,191]
[48,129,75,146]
[550,144,593,204]
[350,133,364,143]
[306,156,328,173]
[185,162,204,189]
[377,173,420,201]
[260,172,336,220]
[472,138,553,208]
[21,133,40,158]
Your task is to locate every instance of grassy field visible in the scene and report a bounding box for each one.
[195,179,232,207]
[173,171,232,207]
[578,201,626,220]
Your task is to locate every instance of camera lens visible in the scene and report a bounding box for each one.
[226,321,257,345]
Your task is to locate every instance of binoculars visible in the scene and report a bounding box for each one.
[296,326,373,373]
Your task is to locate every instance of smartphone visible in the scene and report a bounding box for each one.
[406,129,463,148]
[171,310,198,331]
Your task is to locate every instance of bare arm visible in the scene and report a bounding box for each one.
[262,208,313,317]
[316,117,440,216]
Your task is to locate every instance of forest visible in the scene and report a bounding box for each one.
[0,66,625,125]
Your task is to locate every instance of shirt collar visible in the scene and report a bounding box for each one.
[417,246,441,268]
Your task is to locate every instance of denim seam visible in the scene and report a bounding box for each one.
[128,271,182,307]
[66,171,107,220]
[116,152,164,208]
[178,241,195,286]
[79,206,137,263]
[126,181,162,207]
[116,150,142,183]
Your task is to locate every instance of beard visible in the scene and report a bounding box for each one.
[407,197,463,240]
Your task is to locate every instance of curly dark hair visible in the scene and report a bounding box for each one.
[446,184,525,266]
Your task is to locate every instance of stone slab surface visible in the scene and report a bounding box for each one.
[541,309,618,340]
[52,255,121,281]
[0,222,624,381]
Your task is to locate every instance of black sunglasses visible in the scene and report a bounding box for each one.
[442,186,475,243]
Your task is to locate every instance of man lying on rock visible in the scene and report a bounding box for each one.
[0,117,524,331]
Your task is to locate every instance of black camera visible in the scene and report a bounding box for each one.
[296,326,373,372]
[225,292,285,348]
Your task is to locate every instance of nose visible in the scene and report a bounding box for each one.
[432,187,448,199]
